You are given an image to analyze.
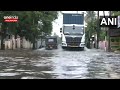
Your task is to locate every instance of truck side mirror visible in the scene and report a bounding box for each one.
[60,28,62,33]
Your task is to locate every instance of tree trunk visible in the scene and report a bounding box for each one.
[88,39,91,49]
[32,19,36,50]
[1,33,5,50]
[32,36,36,50]
[33,42,35,49]
[88,31,91,49]
[108,11,112,52]
[40,37,42,48]
[96,11,100,49]
[1,23,6,50]
[15,34,17,48]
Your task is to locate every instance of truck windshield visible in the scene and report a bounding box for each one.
[48,39,54,42]
[63,26,84,35]
[46,38,57,43]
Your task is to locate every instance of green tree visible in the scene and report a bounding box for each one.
[85,11,96,23]
[111,11,120,16]
[0,11,14,50]
[0,11,59,50]
[85,11,97,48]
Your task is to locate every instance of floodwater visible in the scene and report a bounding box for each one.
[0,46,120,79]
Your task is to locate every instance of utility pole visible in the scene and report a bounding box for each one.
[32,18,36,49]
[103,11,107,51]
[96,11,100,49]
[108,11,112,52]
[1,22,6,50]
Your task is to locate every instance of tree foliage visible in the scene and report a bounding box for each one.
[111,11,120,16]
[0,11,59,49]
[85,11,97,48]
[85,11,96,23]
[0,11,58,37]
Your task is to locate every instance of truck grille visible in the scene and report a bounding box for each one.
[65,37,81,46]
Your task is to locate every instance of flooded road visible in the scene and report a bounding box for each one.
[0,46,120,79]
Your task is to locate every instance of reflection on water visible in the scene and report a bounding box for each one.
[0,56,54,79]
[21,76,44,79]
[0,48,120,79]
[0,73,20,76]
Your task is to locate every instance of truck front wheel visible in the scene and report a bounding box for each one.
[80,47,84,51]
[62,46,66,50]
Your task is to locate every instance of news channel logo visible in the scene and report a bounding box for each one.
[3,16,18,22]
[99,16,120,28]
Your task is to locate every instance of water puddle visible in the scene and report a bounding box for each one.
[4,69,15,71]
[0,73,20,76]
[21,76,44,79]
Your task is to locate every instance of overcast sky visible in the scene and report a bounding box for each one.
[52,11,109,37]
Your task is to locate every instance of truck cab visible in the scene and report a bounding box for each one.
[60,13,85,50]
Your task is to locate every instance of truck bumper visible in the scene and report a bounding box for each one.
[62,44,85,48]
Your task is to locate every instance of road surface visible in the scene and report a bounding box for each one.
[0,46,120,79]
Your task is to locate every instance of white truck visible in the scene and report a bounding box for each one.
[60,13,85,50]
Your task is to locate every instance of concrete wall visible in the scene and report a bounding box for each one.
[22,37,33,49]
[17,36,21,49]
[0,35,33,50]
[99,41,108,51]
[36,39,45,49]
[4,35,16,50]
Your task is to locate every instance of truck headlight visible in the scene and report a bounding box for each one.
[62,43,66,45]
[62,42,67,45]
